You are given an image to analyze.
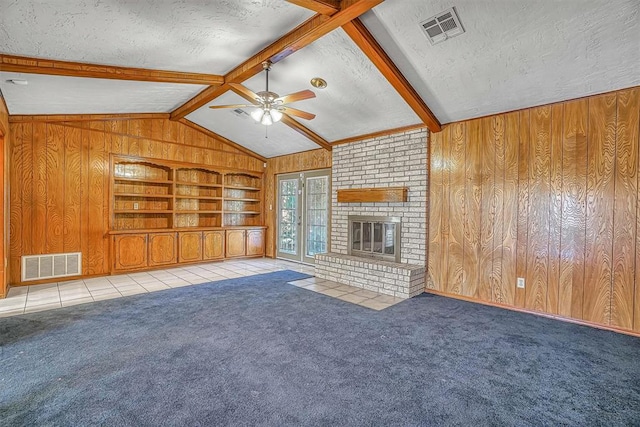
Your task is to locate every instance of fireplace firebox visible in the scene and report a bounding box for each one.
[347,216,401,263]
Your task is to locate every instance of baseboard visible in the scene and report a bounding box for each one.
[425,289,640,338]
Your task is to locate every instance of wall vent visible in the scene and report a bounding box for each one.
[21,252,82,282]
[420,7,465,45]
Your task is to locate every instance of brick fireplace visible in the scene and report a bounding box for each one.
[314,129,428,298]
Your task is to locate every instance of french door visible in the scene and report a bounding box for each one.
[276,169,330,264]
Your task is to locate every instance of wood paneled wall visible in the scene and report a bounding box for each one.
[0,98,9,298]
[428,87,640,333]
[265,149,332,257]
[8,117,263,286]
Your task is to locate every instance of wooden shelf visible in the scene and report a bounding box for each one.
[174,195,222,200]
[225,185,260,191]
[114,193,173,199]
[337,187,408,203]
[175,210,222,214]
[112,155,263,232]
[175,181,222,188]
[114,176,173,185]
[114,210,173,214]
[225,211,261,215]
[225,197,260,202]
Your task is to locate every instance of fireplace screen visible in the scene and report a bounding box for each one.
[348,216,400,262]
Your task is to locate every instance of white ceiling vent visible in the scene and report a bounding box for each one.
[420,7,465,45]
[232,108,250,119]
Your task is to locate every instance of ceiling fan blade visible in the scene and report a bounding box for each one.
[228,82,263,104]
[282,106,316,120]
[208,104,255,110]
[275,89,316,104]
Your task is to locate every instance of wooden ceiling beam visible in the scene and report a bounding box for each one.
[8,113,170,123]
[342,19,442,133]
[281,115,332,151]
[286,0,341,16]
[170,0,384,120]
[178,118,267,162]
[0,54,224,86]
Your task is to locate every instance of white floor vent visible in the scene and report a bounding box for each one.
[22,252,82,282]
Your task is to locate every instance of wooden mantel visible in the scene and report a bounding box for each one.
[337,187,408,203]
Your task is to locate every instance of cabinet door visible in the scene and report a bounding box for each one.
[113,234,148,271]
[246,229,265,256]
[148,232,177,266]
[203,231,224,260]
[225,229,246,258]
[179,232,203,263]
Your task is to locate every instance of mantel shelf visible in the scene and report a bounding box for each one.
[337,187,408,203]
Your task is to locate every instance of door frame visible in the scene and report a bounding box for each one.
[275,168,331,264]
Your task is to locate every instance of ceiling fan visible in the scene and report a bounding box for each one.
[209,61,316,126]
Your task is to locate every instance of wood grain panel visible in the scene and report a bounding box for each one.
[583,93,616,324]
[427,130,443,290]
[439,126,450,291]
[63,126,82,252]
[462,119,482,298]
[515,110,530,308]
[225,229,246,258]
[203,230,225,260]
[246,229,265,256]
[547,104,564,314]
[491,115,506,303]
[87,129,106,274]
[9,124,23,285]
[113,234,147,270]
[32,123,46,255]
[612,88,639,329]
[20,123,33,259]
[558,99,589,319]
[429,86,640,334]
[445,122,465,295]
[500,112,519,306]
[526,106,551,312]
[479,118,495,302]
[179,232,203,262]
[45,124,65,253]
[149,233,177,266]
[337,187,407,203]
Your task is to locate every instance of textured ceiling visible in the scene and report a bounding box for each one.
[0,72,206,115]
[362,0,640,123]
[0,0,314,74]
[1,0,639,156]
[241,28,420,142]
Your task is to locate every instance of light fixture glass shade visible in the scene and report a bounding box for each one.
[251,108,265,122]
[261,111,274,126]
[270,109,283,123]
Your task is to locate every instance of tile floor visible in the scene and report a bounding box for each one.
[0,258,403,318]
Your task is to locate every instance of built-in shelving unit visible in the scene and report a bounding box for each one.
[110,155,265,272]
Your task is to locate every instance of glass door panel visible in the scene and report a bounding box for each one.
[276,169,330,264]
[276,177,299,260]
[303,175,329,264]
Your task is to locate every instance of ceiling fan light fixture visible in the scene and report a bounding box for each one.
[270,109,283,123]
[251,108,265,123]
[261,111,274,126]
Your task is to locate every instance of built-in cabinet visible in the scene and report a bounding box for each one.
[110,155,265,272]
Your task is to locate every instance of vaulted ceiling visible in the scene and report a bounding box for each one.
[1,0,639,158]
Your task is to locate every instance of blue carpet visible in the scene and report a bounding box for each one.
[1,270,639,426]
